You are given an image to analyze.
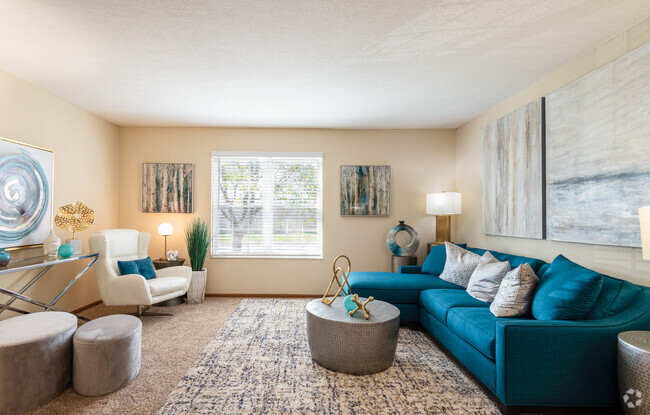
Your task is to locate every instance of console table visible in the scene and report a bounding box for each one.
[0,253,99,319]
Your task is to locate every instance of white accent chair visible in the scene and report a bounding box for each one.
[89,229,192,315]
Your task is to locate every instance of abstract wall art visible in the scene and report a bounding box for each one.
[340,165,390,216]
[546,42,650,247]
[0,137,53,249]
[482,98,545,239]
[142,163,193,213]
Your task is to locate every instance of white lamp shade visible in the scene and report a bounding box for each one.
[426,192,461,215]
[158,222,173,236]
[640,206,650,261]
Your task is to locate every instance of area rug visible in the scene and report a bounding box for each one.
[157,299,501,414]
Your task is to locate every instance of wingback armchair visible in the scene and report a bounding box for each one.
[89,229,192,315]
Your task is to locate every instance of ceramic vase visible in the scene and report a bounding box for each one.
[0,249,10,267]
[187,269,207,304]
[43,230,61,257]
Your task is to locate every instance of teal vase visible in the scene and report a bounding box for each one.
[58,244,74,258]
[0,249,10,267]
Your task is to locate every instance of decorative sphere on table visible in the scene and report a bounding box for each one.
[0,249,10,267]
[343,294,357,311]
[58,244,74,258]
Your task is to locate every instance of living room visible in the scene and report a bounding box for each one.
[0,1,649,414]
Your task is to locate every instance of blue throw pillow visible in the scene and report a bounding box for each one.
[421,243,467,275]
[117,257,157,280]
[531,255,604,321]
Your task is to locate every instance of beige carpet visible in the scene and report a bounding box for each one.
[26,297,242,415]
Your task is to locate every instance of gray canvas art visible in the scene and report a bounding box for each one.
[546,42,650,248]
[142,163,193,213]
[482,98,544,239]
[340,165,390,216]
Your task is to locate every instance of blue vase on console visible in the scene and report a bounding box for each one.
[0,249,10,267]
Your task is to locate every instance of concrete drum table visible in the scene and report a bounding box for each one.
[306,298,400,375]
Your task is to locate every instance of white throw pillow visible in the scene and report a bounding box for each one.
[438,242,481,288]
[489,263,539,318]
[466,251,511,302]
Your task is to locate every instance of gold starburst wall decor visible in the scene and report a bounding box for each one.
[55,202,95,239]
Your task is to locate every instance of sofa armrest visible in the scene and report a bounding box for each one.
[106,273,154,306]
[495,295,650,407]
[399,266,422,274]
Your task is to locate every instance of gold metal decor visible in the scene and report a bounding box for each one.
[321,255,352,305]
[347,293,374,319]
[54,202,95,239]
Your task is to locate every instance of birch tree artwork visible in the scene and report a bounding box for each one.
[142,163,193,213]
[340,165,390,216]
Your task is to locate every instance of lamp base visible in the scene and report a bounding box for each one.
[435,216,451,242]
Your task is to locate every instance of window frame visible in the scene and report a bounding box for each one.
[210,151,323,259]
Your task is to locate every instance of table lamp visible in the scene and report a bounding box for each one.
[640,206,650,260]
[426,192,462,242]
[158,222,173,260]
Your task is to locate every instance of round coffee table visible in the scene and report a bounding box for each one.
[306,298,400,375]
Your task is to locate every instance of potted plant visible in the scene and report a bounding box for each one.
[185,218,212,304]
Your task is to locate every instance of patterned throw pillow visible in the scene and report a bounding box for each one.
[490,263,539,318]
[438,242,481,288]
[466,251,511,302]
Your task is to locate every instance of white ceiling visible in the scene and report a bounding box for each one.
[0,1,649,129]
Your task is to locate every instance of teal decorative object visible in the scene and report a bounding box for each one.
[343,294,357,312]
[58,244,74,258]
[0,249,10,267]
[387,221,419,256]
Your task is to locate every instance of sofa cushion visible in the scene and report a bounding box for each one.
[421,243,467,275]
[466,248,546,274]
[466,251,511,302]
[439,243,481,288]
[490,263,539,318]
[420,289,489,324]
[447,307,497,360]
[532,255,604,321]
[117,257,156,280]
[348,272,461,305]
[586,277,643,320]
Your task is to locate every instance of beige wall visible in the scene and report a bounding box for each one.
[118,127,456,294]
[0,69,118,319]
[455,19,650,285]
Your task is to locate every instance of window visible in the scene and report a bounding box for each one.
[211,152,323,258]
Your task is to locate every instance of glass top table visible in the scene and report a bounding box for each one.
[0,253,99,320]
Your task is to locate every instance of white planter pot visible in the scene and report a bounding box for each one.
[187,269,207,304]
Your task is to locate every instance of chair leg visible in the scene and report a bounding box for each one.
[137,305,145,316]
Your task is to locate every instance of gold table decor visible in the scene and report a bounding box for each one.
[321,255,352,305]
[346,293,374,319]
[54,202,95,239]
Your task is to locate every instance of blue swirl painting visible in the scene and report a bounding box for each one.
[0,138,53,248]
[340,165,390,216]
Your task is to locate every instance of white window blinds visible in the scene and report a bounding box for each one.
[211,152,323,258]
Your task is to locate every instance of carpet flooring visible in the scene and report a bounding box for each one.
[158,299,502,414]
[26,297,242,415]
[27,297,605,414]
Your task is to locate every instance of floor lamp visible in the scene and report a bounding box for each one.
[426,192,462,242]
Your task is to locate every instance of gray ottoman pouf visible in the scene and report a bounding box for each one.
[73,314,142,396]
[0,311,78,415]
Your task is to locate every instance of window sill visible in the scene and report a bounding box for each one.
[210,255,323,260]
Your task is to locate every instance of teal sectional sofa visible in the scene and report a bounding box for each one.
[347,246,650,414]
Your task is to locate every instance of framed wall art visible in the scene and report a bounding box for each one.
[340,165,390,216]
[142,163,194,213]
[0,137,54,249]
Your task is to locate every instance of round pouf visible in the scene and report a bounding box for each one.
[306,298,400,375]
[73,314,142,396]
[0,312,78,414]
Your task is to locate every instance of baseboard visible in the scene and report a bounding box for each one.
[206,293,320,298]
[71,299,102,314]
